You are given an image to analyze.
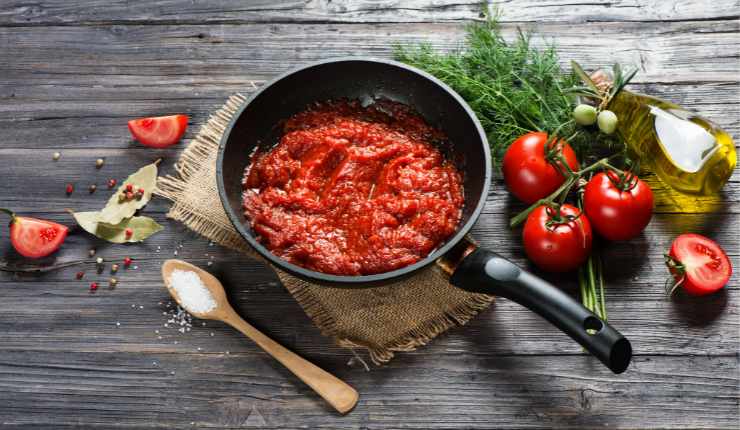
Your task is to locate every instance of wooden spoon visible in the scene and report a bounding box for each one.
[161,259,359,414]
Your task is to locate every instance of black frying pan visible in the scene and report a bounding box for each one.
[217,58,631,374]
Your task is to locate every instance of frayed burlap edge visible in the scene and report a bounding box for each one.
[283,270,493,364]
[155,93,494,364]
[350,296,493,363]
[157,94,258,256]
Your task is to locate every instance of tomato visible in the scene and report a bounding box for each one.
[583,171,653,241]
[1,209,68,258]
[128,114,188,148]
[503,132,579,204]
[522,204,592,272]
[667,233,732,296]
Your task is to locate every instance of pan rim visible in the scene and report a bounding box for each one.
[216,57,491,286]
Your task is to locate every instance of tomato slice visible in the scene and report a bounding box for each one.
[9,216,69,258]
[668,233,732,296]
[128,114,188,148]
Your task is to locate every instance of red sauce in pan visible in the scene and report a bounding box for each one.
[242,100,464,276]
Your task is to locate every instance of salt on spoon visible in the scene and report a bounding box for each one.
[161,259,358,415]
[168,269,217,314]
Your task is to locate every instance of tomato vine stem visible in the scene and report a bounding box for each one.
[509,157,623,228]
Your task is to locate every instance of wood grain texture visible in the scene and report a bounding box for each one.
[1,0,738,25]
[0,0,738,428]
[0,351,737,428]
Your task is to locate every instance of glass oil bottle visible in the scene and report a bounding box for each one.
[607,90,736,196]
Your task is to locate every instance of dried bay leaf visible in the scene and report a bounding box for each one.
[72,211,163,243]
[98,160,159,225]
[72,211,102,234]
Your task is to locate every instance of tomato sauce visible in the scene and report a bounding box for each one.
[242,100,464,276]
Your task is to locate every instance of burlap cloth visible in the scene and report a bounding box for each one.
[156,94,493,363]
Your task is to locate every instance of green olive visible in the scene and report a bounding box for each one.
[597,110,618,134]
[573,104,597,126]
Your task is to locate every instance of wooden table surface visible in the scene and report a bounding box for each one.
[1,1,738,428]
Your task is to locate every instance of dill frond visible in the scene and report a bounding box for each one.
[394,14,597,170]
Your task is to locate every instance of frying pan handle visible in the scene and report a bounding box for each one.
[449,248,631,374]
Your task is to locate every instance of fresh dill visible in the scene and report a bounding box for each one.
[393,11,622,170]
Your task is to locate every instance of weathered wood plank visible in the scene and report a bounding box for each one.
[0,0,738,25]
[1,82,738,152]
[1,21,738,86]
[0,214,736,358]
[0,351,736,428]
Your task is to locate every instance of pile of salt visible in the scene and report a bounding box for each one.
[168,269,217,314]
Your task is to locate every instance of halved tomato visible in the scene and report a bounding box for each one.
[128,114,188,148]
[1,209,68,258]
[667,233,732,296]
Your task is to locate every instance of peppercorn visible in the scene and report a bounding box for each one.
[111,263,119,273]
[107,178,117,189]
[138,187,145,195]
[89,184,97,194]
[65,184,74,195]
[52,152,61,161]
[125,191,134,200]
[109,278,118,288]
[88,248,96,257]
[124,228,133,239]
[75,271,85,280]
[125,183,133,192]
[135,191,144,200]
[95,158,105,169]
[90,282,98,291]
[96,257,104,265]
[123,256,132,267]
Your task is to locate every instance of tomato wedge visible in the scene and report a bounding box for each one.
[128,114,188,148]
[667,233,732,296]
[1,209,68,258]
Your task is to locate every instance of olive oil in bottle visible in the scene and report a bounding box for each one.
[608,90,736,195]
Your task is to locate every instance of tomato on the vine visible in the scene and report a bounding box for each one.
[1,209,68,258]
[522,203,592,272]
[666,233,732,296]
[503,132,579,204]
[583,171,653,241]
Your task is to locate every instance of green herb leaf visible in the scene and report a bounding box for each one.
[571,61,600,93]
[98,161,158,225]
[394,15,580,168]
[72,211,163,243]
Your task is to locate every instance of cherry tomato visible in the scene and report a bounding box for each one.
[1,209,68,258]
[583,171,653,241]
[128,114,188,148]
[667,233,732,296]
[523,204,592,272]
[503,132,579,204]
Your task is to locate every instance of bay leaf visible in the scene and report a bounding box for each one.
[72,211,102,234]
[98,161,158,225]
[72,211,163,243]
